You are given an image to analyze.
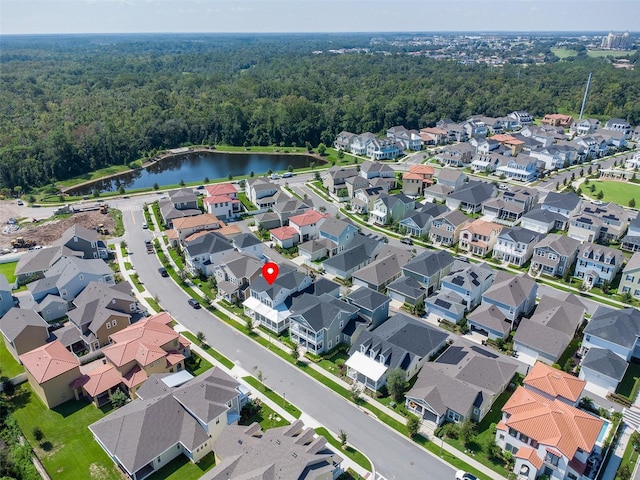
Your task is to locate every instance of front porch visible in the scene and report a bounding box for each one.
[345,351,388,392]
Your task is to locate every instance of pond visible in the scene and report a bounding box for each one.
[67,151,320,195]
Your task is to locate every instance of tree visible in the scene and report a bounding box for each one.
[617,464,631,480]
[585,177,590,185]
[459,419,476,447]
[196,331,206,345]
[555,182,560,191]
[118,185,126,195]
[407,414,421,438]
[245,316,254,332]
[267,168,273,175]
[179,179,185,187]
[291,342,299,361]
[287,165,294,173]
[601,279,611,294]
[228,173,233,180]
[338,430,348,449]
[32,427,44,442]
[597,190,604,200]
[630,430,640,451]
[630,198,636,208]
[249,171,254,177]
[338,150,345,160]
[317,143,327,156]
[386,368,407,402]
[204,176,210,183]
[590,184,596,193]
[350,382,362,402]
[153,182,159,191]
[109,388,128,408]
[314,171,321,181]
[93,188,100,198]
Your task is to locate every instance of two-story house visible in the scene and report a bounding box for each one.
[0,307,50,363]
[419,127,448,146]
[436,119,468,143]
[402,249,455,296]
[243,265,312,334]
[57,224,109,259]
[246,177,280,209]
[582,306,640,363]
[495,154,538,182]
[521,208,570,234]
[288,293,359,354]
[159,188,202,227]
[169,213,222,245]
[508,110,535,127]
[570,118,601,136]
[323,166,358,195]
[0,274,15,316]
[436,143,475,167]
[429,210,471,246]
[366,136,402,160]
[570,202,630,243]
[288,210,329,243]
[445,180,497,214]
[574,243,624,288]
[334,130,357,151]
[622,215,640,252]
[213,251,263,303]
[458,219,503,257]
[399,203,448,238]
[478,271,537,324]
[530,234,581,277]
[232,233,263,259]
[387,126,422,151]
[369,193,415,225]
[542,191,582,219]
[618,252,640,299]
[360,160,396,182]
[183,231,235,276]
[604,118,632,137]
[346,313,448,392]
[346,286,391,328]
[541,113,573,128]
[439,262,495,311]
[322,235,382,280]
[402,164,435,197]
[492,227,544,267]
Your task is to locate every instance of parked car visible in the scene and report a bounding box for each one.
[400,237,413,245]
[282,172,293,178]
[142,223,148,229]
[158,267,168,277]
[188,298,201,309]
[16,200,23,206]
[455,471,477,480]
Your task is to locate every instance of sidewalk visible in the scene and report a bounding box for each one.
[602,423,631,480]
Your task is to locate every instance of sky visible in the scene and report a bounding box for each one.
[1,0,639,35]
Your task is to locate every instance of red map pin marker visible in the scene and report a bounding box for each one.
[262,262,279,285]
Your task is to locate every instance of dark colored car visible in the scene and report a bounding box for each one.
[400,237,413,245]
[188,298,201,309]
[158,267,168,277]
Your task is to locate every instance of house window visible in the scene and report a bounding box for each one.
[328,340,332,349]
[157,457,161,464]
[508,427,518,437]
[106,322,111,329]
[216,418,220,424]
[340,320,344,329]
[545,451,560,466]
[112,319,117,327]
[336,335,339,344]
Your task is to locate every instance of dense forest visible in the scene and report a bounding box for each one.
[1,33,639,190]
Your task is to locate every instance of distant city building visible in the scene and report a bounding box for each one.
[600,31,631,50]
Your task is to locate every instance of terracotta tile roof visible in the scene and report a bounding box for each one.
[270,226,298,241]
[172,213,220,231]
[403,172,424,181]
[289,210,329,227]
[205,183,237,197]
[165,352,184,367]
[122,365,148,388]
[19,340,80,383]
[409,164,435,176]
[463,219,503,236]
[70,363,121,397]
[216,225,242,237]
[501,386,603,459]
[183,230,214,243]
[524,361,585,403]
[203,194,236,205]
[166,229,179,240]
[515,446,543,470]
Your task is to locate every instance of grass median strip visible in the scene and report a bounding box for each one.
[243,376,302,419]
[181,331,235,369]
[315,427,372,471]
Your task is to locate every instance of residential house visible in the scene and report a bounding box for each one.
[322,166,358,195]
[288,293,359,354]
[492,227,543,267]
[402,164,435,197]
[232,233,263,259]
[508,110,535,127]
[491,133,526,155]
[369,193,415,225]
[387,126,422,151]
[597,129,628,149]
[90,368,245,480]
[334,130,357,151]
[458,219,503,256]
[423,183,454,204]
[465,119,490,139]
[469,115,507,135]
[575,135,609,158]
[480,271,537,323]
[579,347,628,397]
[529,145,579,171]
[445,180,497,213]
[521,208,570,234]
[206,420,341,480]
[322,235,382,280]
[298,238,335,264]
[569,202,630,243]
[581,306,640,362]
[20,340,81,408]
[470,152,505,174]
[399,203,448,237]
[353,186,385,213]
[352,252,408,293]
[405,342,518,426]
[318,218,359,254]
[386,276,427,307]
[169,214,221,245]
[425,289,467,323]
[436,119,468,143]
[344,174,371,198]
[360,160,396,182]
[574,243,624,288]
[495,154,538,182]
[483,187,538,226]
[519,125,558,147]
[604,118,632,137]
[420,127,448,146]
[513,294,586,365]
[541,113,573,128]
[272,196,311,226]
[246,177,279,209]
[530,234,580,277]
[467,303,512,340]
[183,232,235,276]
[346,286,391,328]
[495,366,603,480]
[27,256,115,303]
[349,132,377,156]
[288,210,329,243]
[100,312,191,398]
[57,224,109,259]
[0,274,14,316]
[243,265,312,334]
[159,189,202,227]
[436,143,475,167]
[622,215,640,252]
[213,251,262,303]
[64,281,137,353]
[203,182,241,219]
[542,191,582,219]
[402,249,455,295]
[36,294,69,321]
[346,313,448,391]
[0,307,49,363]
[618,252,640,299]
[366,136,403,160]
[270,226,300,249]
[14,245,75,285]
[429,210,471,246]
[440,262,495,311]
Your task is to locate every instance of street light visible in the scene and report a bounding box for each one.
[283,392,286,409]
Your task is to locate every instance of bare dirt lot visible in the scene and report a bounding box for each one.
[0,201,115,250]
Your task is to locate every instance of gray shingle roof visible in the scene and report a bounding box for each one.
[533,234,581,256]
[582,347,628,381]
[0,307,48,342]
[347,286,391,311]
[584,306,640,350]
[290,293,358,332]
[427,290,466,317]
[442,263,494,291]
[522,207,567,224]
[499,227,543,245]
[448,181,496,205]
[232,233,262,249]
[184,231,234,257]
[467,303,511,337]
[318,217,356,239]
[323,235,380,274]
[402,250,454,278]
[543,191,581,212]
[482,272,536,308]
[386,276,426,300]
[352,254,402,287]
[251,264,309,301]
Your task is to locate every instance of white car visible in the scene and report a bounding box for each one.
[455,471,477,480]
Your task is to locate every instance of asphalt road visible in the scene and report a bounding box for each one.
[120,208,457,480]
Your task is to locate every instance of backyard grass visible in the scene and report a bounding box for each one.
[618,437,639,479]
[616,359,640,398]
[240,401,290,430]
[238,192,257,211]
[0,260,17,285]
[315,427,372,471]
[0,336,24,377]
[11,386,123,480]
[242,376,302,419]
[185,351,214,376]
[584,180,640,207]
[146,452,216,480]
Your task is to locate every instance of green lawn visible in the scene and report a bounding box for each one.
[0,260,17,284]
[616,359,640,397]
[145,452,215,480]
[242,376,302,419]
[551,47,578,58]
[240,402,290,430]
[315,427,372,471]
[185,351,214,376]
[0,337,24,377]
[181,331,234,369]
[585,180,640,207]
[588,49,635,58]
[238,192,257,211]
[11,387,123,480]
